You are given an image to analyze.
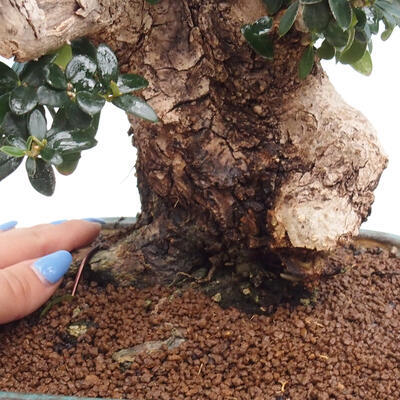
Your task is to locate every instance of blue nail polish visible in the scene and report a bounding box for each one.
[82,218,106,224]
[0,220,18,231]
[33,250,72,284]
[50,220,68,225]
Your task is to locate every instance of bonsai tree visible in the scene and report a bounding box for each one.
[0,0,396,284]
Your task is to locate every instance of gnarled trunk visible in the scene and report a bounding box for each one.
[0,0,387,284]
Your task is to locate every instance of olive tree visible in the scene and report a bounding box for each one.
[0,0,396,284]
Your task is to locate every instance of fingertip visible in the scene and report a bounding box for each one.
[32,250,73,284]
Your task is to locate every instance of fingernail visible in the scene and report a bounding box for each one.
[0,220,18,231]
[82,218,106,224]
[50,220,67,225]
[32,250,72,284]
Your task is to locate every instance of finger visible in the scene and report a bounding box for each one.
[0,250,72,324]
[0,220,101,269]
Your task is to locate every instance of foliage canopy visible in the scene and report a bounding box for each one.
[0,40,156,195]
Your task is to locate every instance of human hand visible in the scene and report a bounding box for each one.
[0,220,101,324]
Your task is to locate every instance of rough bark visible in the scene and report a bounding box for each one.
[0,0,388,283]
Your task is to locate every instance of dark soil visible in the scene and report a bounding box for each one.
[1,244,399,400]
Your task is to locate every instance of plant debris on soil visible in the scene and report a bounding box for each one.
[1,244,400,400]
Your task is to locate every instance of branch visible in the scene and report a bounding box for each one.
[0,0,118,61]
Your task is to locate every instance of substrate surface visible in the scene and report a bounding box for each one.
[0,246,399,399]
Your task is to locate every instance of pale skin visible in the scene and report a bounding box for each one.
[0,220,101,324]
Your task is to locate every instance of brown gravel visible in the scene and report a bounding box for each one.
[0,245,399,400]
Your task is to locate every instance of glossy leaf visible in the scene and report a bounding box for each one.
[12,62,28,78]
[0,145,25,157]
[279,1,299,36]
[96,44,119,86]
[300,0,323,3]
[56,152,81,175]
[37,86,70,108]
[20,55,56,87]
[303,2,330,31]
[76,91,105,116]
[324,20,349,49]
[50,104,93,133]
[339,31,367,64]
[0,62,19,94]
[328,0,352,30]
[263,0,283,14]
[65,55,97,91]
[28,109,47,140]
[351,50,372,75]
[1,112,28,140]
[40,147,63,166]
[44,64,68,90]
[0,94,10,125]
[0,151,22,181]
[71,38,97,59]
[317,40,335,59]
[48,130,97,154]
[299,46,315,79]
[117,74,149,94]
[25,156,36,176]
[53,44,73,70]
[26,157,55,196]
[112,95,158,122]
[66,55,97,80]
[241,17,274,59]
[9,86,38,115]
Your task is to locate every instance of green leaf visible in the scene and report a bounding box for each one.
[303,2,331,32]
[71,38,97,59]
[40,147,63,166]
[146,0,161,4]
[76,91,105,116]
[56,152,81,175]
[48,130,97,154]
[53,44,73,70]
[50,104,93,133]
[66,55,97,79]
[1,112,28,140]
[0,62,19,94]
[28,109,47,140]
[65,55,97,90]
[339,31,367,64]
[351,50,372,76]
[96,44,119,86]
[241,17,274,59]
[279,1,300,36]
[299,46,315,79]
[37,86,70,108]
[44,64,68,90]
[0,145,25,157]
[262,0,283,14]
[12,61,28,78]
[328,0,352,30]
[0,151,23,181]
[25,156,36,176]
[117,74,149,94]
[9,86,38,115]
[0,94,10,125]
[300,0,323,3]
[20,55,56,87]
[354,8,367,29]
[26,157,55,196]
[324,20,349,49]
[112,95,158,122]
[317,39,335,59]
